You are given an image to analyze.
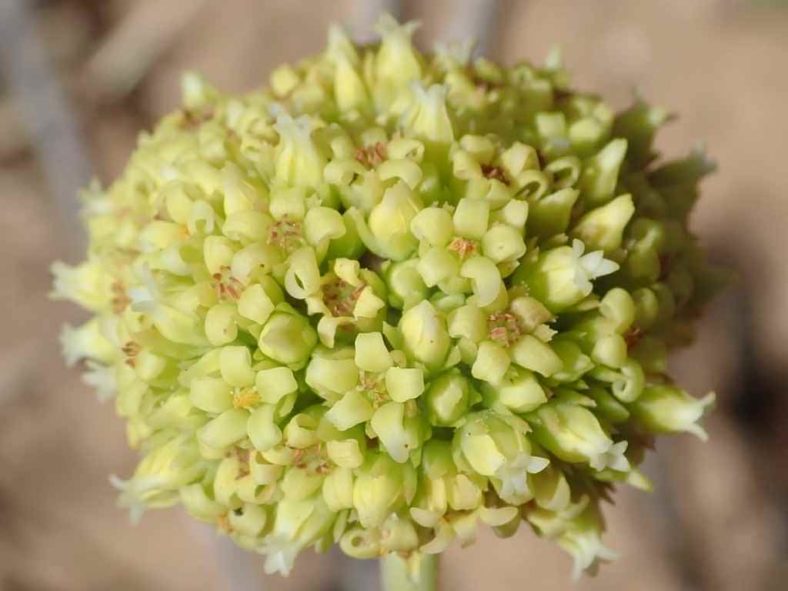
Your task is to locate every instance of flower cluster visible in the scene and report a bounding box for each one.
[53,16,721,578]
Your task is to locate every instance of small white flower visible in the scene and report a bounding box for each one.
[128,265,160,312]
[495,452,549,501]
[82,361,117,401]
[261,536,299,575]
[593,440,630,473]
[571,239,619,294]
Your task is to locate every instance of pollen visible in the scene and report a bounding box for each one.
[233,388,261,409]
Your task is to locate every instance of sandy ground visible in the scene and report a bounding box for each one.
[1,1,786,590]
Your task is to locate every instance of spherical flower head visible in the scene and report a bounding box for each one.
[53,14,723,580]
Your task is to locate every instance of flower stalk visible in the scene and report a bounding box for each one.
[381,553,439,591]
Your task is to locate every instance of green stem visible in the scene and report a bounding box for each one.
[380,553,439,591]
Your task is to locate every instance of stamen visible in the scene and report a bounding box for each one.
[481,163,509,184]
[354,142,387,168]
[233,388,261,410]
[121,341,141,367]
[448,237,478,260]
[488,311,525,346]
[111,280,131,313]
[322,276,365,317]
[212,266,243,301]
[267,217,303,252]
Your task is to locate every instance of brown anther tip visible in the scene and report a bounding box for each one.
[481,163,509,184]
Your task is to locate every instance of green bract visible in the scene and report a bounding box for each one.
[52,16,722,578]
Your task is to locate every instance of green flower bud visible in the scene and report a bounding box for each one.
[424,370,471,426]
[482,367,547,413]
[454,412,548,503]
[572,194,635,253]
[399,301,451,370]
[59,319,116,366]
[516,240,618,312]
[632,385,714,439]
[353,453,415,528]
[384,259,429,309]
[198,408,248,450]
[258,312,317,366]
[374,16,421,105]
[527,188,580,238]
[273,114,326,189]
[580,139,627,205]
[410,206,454,246]
[370,400,422,462]
[180,483,225,522]
[531,399,629,472]
[551,338,594,382]
[510,335,563,377]
[401,83,455,145]
[591,358,645,403]
[471,340,511,385]
[327,27,368,112]
[364,182,422,260]
[111,436,204,522]
[559,508,617,580]
[247,405,282,451]
[262,497,335,575]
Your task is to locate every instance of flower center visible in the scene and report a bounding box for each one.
[232,388,261,410]
[212,266,243,300]
[448,237,478,260]
[354,142,387,168]
[488,311,525,347]
[322,276,364,317]
[357,371,388,408]
[292,444,332,475]
[267,217,303,252]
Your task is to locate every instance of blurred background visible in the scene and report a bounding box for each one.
[0,0,786,589]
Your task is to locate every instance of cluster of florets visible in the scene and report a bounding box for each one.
[53,16,720,578]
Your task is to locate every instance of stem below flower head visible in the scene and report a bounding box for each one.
[381,553,438,591]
